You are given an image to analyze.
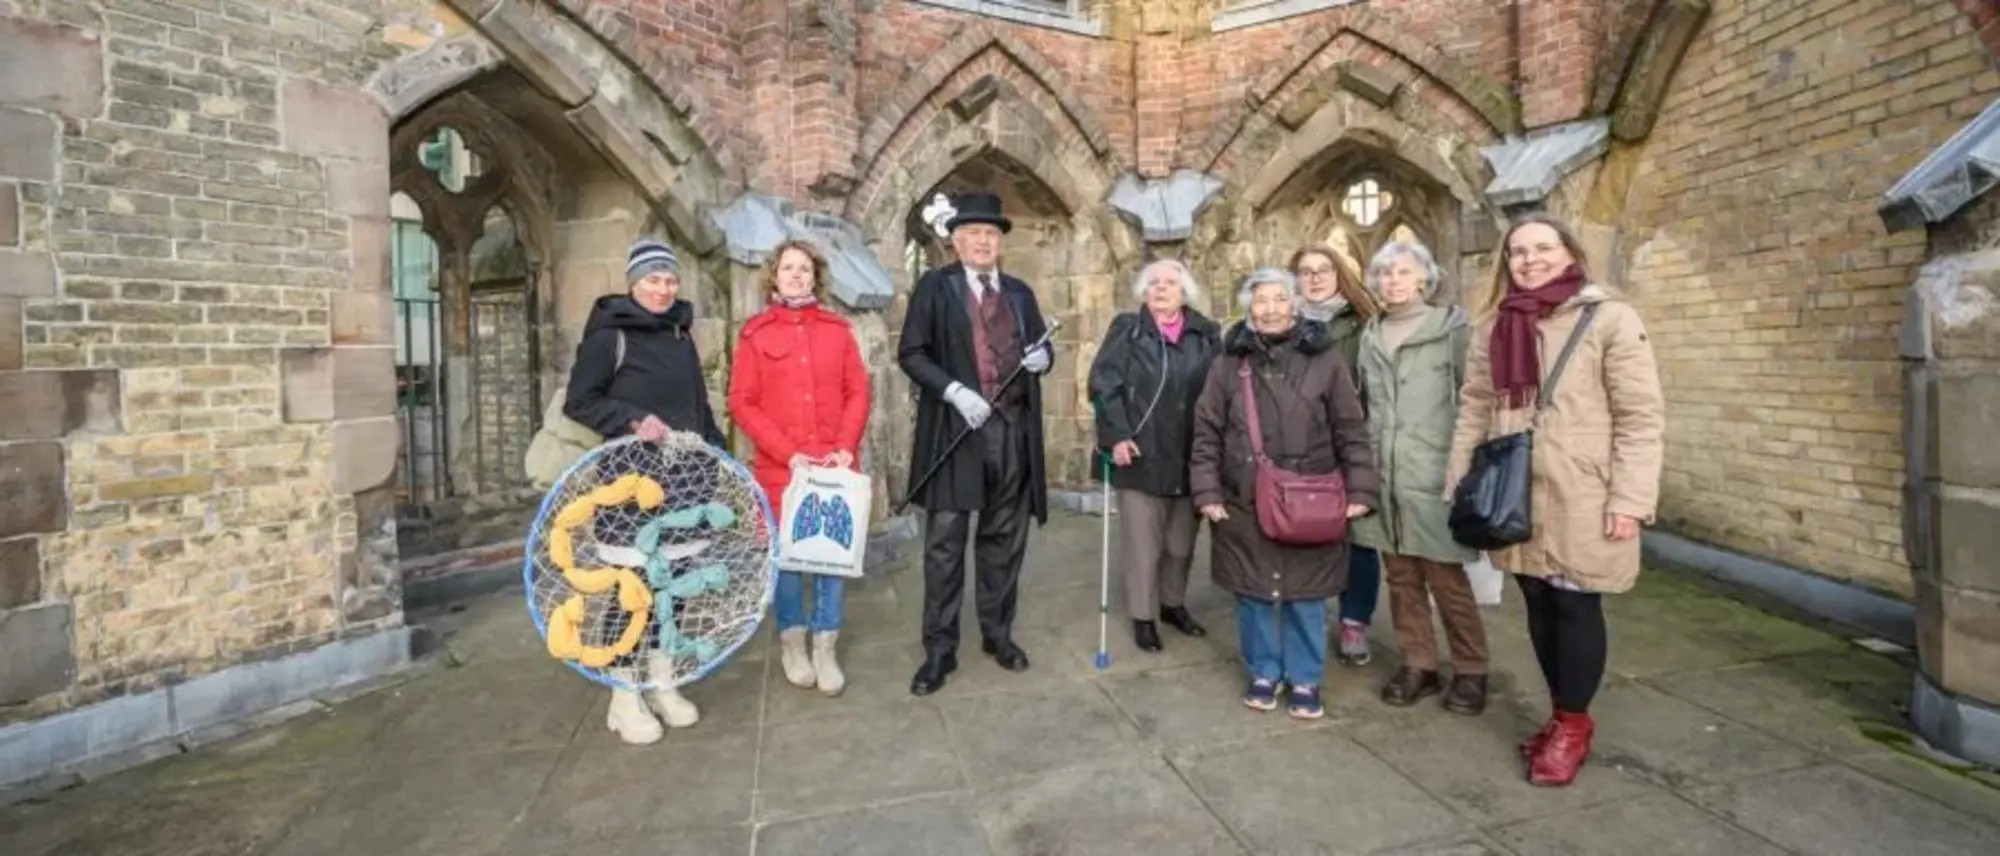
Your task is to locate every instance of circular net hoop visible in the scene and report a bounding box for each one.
[522,433,777,692]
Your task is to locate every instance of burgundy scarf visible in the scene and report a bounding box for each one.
[1490,264,1586,409]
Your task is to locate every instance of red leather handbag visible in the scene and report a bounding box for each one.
[1237,359,1349,546]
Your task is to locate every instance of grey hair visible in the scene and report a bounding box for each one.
[1129,259,1204,307]
[1366,240,1443,295]
[1236,266,1298,308]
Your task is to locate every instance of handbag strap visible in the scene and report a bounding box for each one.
[1533,302,1600,421]
[1236,358,1266,460]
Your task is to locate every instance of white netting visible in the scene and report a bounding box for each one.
[522,433,776,691]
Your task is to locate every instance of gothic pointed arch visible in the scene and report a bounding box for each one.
[853,23,1116,183]
[1187,20,1511,313]
[1190,23,1508,183]
[377,0,735,255]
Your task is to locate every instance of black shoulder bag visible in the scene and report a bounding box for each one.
[1448,303,1599,550]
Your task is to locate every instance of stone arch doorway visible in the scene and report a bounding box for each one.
[880,146,1123,504]
[1259,140,1467,306]
[384,62,719,562]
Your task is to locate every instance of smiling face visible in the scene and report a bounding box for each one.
[1505,222,1576,291]
[1375,252,1427,308]
[630,270,679,314]
[1293,251,1342,303]
[1248,283,1296,335]
[774,247,816,300]
[951,222,1003,270]
[1144,265,1187,316]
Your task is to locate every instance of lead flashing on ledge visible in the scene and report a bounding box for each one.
[905,0,1107,37]
[1213,0,1364,32]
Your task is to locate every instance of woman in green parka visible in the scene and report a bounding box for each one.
[1348,239,1492,715]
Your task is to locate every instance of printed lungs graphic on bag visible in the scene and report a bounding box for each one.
[778,464,872,577]
[789,493,856,549]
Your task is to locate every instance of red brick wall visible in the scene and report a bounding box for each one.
[1518,0,1604,127]
[1954,0,2000,56]
[555,0,744,177]
[545,0,1663,200]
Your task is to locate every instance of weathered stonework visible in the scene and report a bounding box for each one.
[4,0,2000,789]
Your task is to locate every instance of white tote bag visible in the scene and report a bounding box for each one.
[1466,552,1505,606]
[776,463,873,578]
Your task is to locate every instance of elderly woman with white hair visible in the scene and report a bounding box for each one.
[1087,259,1224,652]
[1348,240,1491,716]
[1190,267,1379,719]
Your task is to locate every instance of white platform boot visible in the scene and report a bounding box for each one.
[606,687,664,745]
[779,627,817,689]
[644,650,700,728]
[812,631,845,696]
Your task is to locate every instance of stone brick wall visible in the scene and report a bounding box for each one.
[0,3,422,721]
[1614,0,2000,597]
[10,0,2000,738]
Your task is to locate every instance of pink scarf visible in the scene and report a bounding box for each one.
[1154,311,1184,345]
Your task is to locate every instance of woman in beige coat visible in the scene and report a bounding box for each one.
[1447,212,1664,788]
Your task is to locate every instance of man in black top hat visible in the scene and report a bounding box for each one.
[896,189,1054,696]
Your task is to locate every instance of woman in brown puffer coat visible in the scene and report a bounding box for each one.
[1190,267,1380,722]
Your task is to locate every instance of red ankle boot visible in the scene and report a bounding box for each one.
[1528,710,1594,787]
[1519,698,1557,758]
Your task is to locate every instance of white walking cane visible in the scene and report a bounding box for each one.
[1095,449,1112,670]
[1090,331,1168,672]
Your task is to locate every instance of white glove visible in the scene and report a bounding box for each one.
[1021,344,1051,375]
[944,382,993,429]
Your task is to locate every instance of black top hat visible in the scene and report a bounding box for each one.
[944,190,1012,234]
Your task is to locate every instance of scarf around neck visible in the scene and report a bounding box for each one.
[1490,264,1587,409]
[1297,293,1349,323]
[773,294,818,310]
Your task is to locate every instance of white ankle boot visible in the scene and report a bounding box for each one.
[607,689,663,745]
[644,650,699,728]
[779,627,816,688]
[812,631,845,696]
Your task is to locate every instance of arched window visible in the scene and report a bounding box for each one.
[1340,179,1394,228]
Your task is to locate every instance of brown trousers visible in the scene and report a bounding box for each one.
[1116,489,1195,621]
[1383,554,1489,674]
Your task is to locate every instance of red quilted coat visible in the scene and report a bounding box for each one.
[726,300,872,510]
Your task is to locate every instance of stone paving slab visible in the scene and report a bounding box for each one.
[3,512,1999,856]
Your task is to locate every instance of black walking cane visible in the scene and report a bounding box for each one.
[894,319,1064,516]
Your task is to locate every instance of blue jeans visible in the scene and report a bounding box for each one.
[1339,545,1382,625]
[775,571,845,633]
[1236,595,1329,688]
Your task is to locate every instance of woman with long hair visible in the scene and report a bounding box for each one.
[1447,212,1665,786]
[1289,245,1385,668]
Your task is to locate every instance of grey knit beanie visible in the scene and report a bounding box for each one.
[626,238,679,285]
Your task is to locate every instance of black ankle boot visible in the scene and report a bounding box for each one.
[1161,605,1207,637]
[1134,620,1162,652]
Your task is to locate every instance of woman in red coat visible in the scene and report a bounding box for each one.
[727,238,872,696]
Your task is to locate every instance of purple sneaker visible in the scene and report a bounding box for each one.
[1337,620,1372,666]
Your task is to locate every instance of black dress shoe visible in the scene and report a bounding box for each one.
[981,638,1031,671]
[1162,605,1208,637]
[1134,620,1163,652]
[909,652,957,696]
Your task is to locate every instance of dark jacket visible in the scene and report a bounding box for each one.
[1086,308,1222,496]
[1189,318,1380,602]
[563,294,724,446]
[896,261,1049,523]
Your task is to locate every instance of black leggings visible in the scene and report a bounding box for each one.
[1516,576,1608,714]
